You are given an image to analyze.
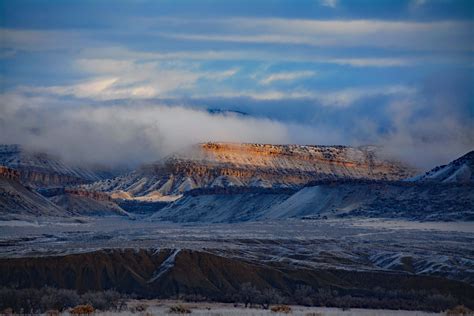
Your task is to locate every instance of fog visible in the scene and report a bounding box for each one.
[1,75,473,171]
[0,97,346,168]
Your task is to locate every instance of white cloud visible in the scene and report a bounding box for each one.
[411,0,427,8]
[31,58,238,100]
[260,71,316,85]
[0,28,92,51]
[326,57,413,67]
[160,18,474,51]
[199,85,416,107]
[0,92,344,166]
[320,0,338,8]
[81,47,420,68]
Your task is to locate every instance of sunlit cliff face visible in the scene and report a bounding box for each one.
[87,142,418,200]
[162,142,417,180]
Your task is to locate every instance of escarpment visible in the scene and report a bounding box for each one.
[0,166,20,182]
[85,143,417,199]
[0,144,112,188]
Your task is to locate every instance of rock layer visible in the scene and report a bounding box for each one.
[0,144,112,188]
[86,143,417,198]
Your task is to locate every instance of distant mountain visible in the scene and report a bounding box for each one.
[148,150,474,223]
[0,166,69,219]
[412,151,473,183]
[0,165,129,219]
[85,142,417,200]
[0,144,116,188]
[207,108,249,116]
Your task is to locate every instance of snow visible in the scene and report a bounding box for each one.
[1,217,473,284]
[148,249,181,283]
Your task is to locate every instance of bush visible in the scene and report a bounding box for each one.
[70,304,95,315]
[40,288,80,311]
[0,287,125,313]
[183,294,207,302]
[80,289,121,311]
[238,283,261,308]
[294,285,314,306]
[271,305,291,313]
[168,304,191,314]
[446,305,474,316]
[132,303,149,312]
[258,288,283,309]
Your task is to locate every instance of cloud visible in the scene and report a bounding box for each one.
[196,85,416,107]
[82,46,421,68]
[260,71,316,85]
[160,18,474,51]
[326,57,413,67]
[0,28,91,51]
[410,0,427,8]
[0,94,294,166]
[1,73,472,170]
[30,58,238,100]
[320,0,338,8]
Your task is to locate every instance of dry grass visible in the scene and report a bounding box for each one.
[445,305,474,316]
[271,305,292,313]
[70,304,95,315]
[168,304,192,314]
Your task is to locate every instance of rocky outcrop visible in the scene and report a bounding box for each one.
[49,193,129,217]
[85,143,417,199]
[0,173,69,219]
[0,144,113,188]
[18,170,89,188]
[0,166,20,182]
[64,189,112,202]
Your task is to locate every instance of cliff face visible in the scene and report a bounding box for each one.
[0,166,20,182]
[0,145,111,188]
[86,143,417,199]
[0,171,69,218]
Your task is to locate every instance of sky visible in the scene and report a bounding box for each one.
[0,0,473,169]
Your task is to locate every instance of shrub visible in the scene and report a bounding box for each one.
[80,289,121,311]
[70,304,95,315]
[271,305,291,313]
[40,288,80,311]
[168,304,191,314]
[258,288,283,309]
[134,303,149,312]
[238,283,261,308]
[183,294,207,302]
[446,305,474,316]
[294,285,314,306]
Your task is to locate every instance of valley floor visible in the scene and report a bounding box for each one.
[1,216,473,284]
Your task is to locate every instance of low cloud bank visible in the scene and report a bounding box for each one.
[1,74,472,171]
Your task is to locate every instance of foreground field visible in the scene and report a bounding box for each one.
[63,300,447,316]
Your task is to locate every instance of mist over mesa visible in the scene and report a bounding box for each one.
[1,0,473,170]
[1,70,472,169]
